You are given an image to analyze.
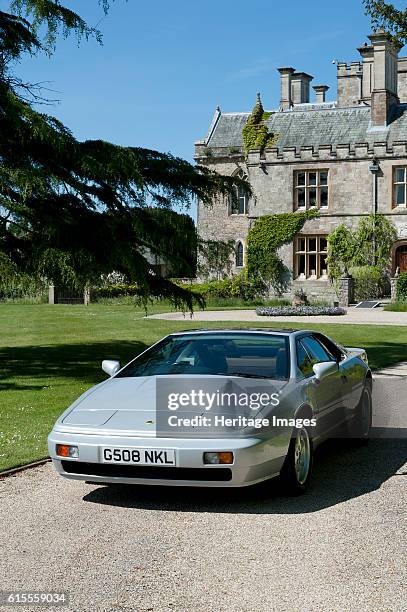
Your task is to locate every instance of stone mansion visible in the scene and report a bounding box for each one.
[195,31,407,302]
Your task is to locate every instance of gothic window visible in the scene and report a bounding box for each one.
[235,241,244,267]
[230,170,248,215]
[393,167,407,207]
[294,170,328,210]
[294,235,328,279]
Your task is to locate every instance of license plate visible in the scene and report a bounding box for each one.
[101,447,176,466]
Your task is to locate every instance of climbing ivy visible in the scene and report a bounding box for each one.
[247,211,317,294]
[242,94,278,155]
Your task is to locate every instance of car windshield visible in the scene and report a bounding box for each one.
[116,333,290,380]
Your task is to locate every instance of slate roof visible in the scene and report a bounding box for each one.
[205,104,407,149]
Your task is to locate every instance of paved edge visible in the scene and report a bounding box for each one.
[0,458,51,479]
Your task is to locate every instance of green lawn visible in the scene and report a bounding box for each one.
[1,303,407,472]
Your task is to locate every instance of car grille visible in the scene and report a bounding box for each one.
[61,461,232,482]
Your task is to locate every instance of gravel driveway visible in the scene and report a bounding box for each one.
[1,439,406,612]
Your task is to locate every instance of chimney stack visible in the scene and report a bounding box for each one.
[278,67,295,110]
[358,43,374,102]
[313,85,329,103]
[369,30,400,127]
[291,72,314,104]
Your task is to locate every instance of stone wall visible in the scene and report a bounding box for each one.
[196,142,407,302]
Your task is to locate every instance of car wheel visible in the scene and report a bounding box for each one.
[280,425,313,495]
[350,383,372,445]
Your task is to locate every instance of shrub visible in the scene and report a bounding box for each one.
[256,305,346,317]
[384,301,407,312]
[177,271,268,302]
[349,265,384,301]
[95,284,140,298]
[396,271,407,302]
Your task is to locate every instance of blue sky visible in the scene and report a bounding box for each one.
[17,0,406,219]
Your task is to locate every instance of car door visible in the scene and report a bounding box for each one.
[298,335,345,438]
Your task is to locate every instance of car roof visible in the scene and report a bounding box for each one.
[170,327,301,336]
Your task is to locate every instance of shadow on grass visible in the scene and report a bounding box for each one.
[83,438,407,514]
[0,340,148,387]
[364,342,407,370]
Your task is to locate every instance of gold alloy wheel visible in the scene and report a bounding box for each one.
[294,427,311,485]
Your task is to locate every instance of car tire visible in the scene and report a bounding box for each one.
[349,382,372,445]
[280,425,313,495]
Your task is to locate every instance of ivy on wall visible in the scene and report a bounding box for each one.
[247,211,317,294]
[242,93,278,155]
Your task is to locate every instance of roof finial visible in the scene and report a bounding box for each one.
[256,92,262,104]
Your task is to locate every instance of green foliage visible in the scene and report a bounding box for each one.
[9,0,109,52]
[247,211,317,294]
[327,215,397,281]
[242,93,277,155]
[384,301,407,312]
[349,265,384,301]
[96,284,140,298]
[326,225,356,278]
[176,270,268,302]
[0,1,248,312]
[363,0,407,47]
[396,271,407,301]
[197,239,235,281]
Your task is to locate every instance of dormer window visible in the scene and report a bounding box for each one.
[229,170,248,215]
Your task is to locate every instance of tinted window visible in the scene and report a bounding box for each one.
[116,333,290,380]
[301,336,335,364]
[296,341,314,377]
[314,334,345,361]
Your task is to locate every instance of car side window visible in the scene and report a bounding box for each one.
[296,340,314,377]
[301,336,335,365]
[314,334,345,362]
[301,336,336,365]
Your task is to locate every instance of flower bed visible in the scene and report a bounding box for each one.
[256,305,347,317]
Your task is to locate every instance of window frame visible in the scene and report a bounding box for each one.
[294,234,328,279]
[235,241,244,268]
[294,169,329,211]
[393,166,407,208]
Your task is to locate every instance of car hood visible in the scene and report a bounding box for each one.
[57,375,289,435]
[61,377,158,432]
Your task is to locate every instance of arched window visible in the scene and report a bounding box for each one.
[230,170,248,215]
[235,241,244,267]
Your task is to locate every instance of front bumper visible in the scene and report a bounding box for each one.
[48,430,288,488]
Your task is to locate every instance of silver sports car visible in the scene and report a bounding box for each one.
[48,328,372,494]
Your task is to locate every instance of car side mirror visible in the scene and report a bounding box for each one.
[102,359,121,377]
[312,361,338,381]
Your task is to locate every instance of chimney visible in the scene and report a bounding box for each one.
[358,43,374,102]
[337,62,362,106]
[313,85,329,103]
[278,67,295,110]
[369,30,400,127]
[291,72,313,104]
